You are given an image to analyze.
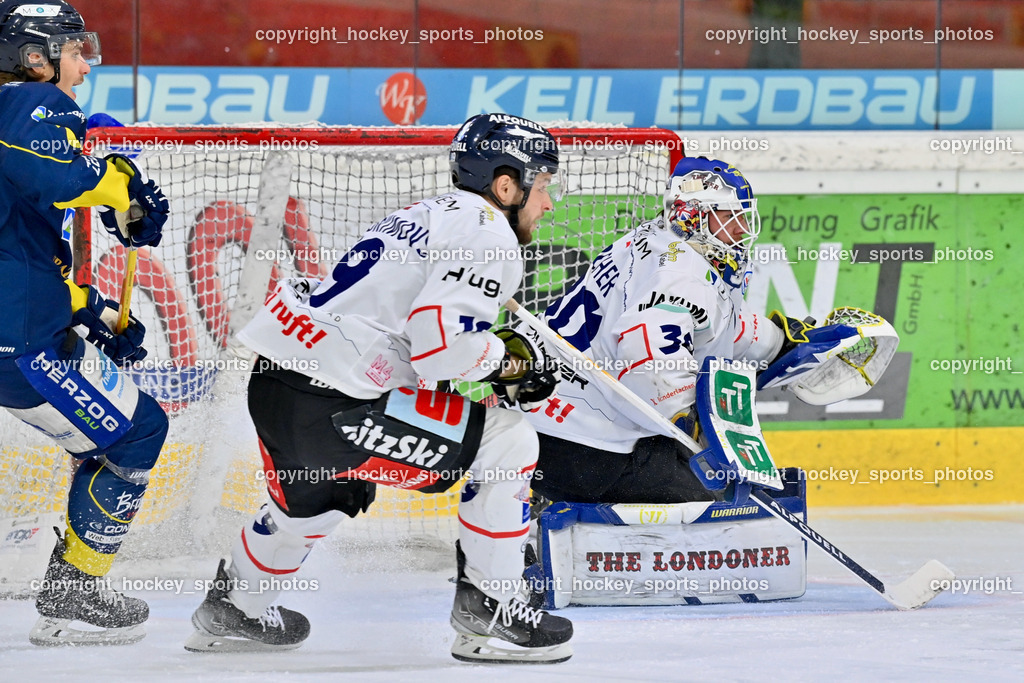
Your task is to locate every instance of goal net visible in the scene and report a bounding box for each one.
[0,125,678,583]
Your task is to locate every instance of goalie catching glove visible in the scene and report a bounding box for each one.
[70,284,148,365]
[758,307,899,405]
[758,311,851,390]
[490,328,560,410]
[98,154,169,248]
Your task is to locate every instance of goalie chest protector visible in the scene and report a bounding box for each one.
[535,468,807,608]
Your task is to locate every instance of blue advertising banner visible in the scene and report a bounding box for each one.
[73,67,996,130]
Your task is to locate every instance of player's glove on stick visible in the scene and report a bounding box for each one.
[72,284,148,365]
[99,154,169,248]
[490,328,560,410]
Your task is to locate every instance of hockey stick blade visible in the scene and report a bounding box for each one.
[750,489,953,610]
[884,559,956,610]
[505,298,952,610]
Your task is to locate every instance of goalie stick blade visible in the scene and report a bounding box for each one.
[450,633,573,665]
[29,616,146,647]
[884,560,956,611]
[183,629,304,653]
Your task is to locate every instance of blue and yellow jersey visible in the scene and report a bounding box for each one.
[0,81,132,357]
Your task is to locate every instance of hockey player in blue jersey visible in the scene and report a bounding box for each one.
[0,1,170,645]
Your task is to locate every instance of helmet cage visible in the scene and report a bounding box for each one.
[664,168,760,267]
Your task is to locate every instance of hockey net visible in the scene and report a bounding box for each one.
[0,125,678,579]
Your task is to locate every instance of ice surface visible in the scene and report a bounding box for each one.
[1,506,1021,682]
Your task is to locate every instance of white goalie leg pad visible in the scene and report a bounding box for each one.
[458,408,537,602]
[227,501,344,618]
[537,476,808,608]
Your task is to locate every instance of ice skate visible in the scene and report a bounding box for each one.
[30,529,147,646]
[185,559,310,653]
[450,542,572,664]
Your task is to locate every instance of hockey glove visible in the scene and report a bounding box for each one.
[769,311,816,359]
[490,328,560,411]
[101,154,169,248]
[688,444,752,506]
[71,284,148,365]
[757,311,861,391]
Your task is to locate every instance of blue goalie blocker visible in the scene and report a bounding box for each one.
[688,356,783,501]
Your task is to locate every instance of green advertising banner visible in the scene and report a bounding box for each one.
[749,194,1021,431]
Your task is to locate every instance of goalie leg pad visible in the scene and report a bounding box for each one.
[458,408,537,602]
[537,468,807,608]
[226,502,344,619]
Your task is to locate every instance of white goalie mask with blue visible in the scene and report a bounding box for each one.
[663,157,760,289]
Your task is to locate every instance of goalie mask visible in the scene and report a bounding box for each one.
[450,113,563,230]
[0,1,100,82]
[664,157,760,288]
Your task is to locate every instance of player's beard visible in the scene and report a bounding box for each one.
[513,218,534,245]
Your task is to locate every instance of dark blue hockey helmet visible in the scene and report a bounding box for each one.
[450,113,560,209]
[0,1,100,77]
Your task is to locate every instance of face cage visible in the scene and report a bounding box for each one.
[44,31,101,65]
[670,198,760,266]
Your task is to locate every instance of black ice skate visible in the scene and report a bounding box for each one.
[30,528,148,646]
[184,559,310,653]
[450,541,572,664]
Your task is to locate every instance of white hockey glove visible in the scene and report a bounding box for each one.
[490,328,560,411]
[673,411,751,506]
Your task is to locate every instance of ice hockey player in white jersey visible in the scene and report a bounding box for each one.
[185,114,574,663]
[526,156,814,505]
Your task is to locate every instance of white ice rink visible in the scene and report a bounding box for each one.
[1,505,1021,682]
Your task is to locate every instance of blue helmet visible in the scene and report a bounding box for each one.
[0,1,100,78]
[663,156,760,285]
[450,113,559,219]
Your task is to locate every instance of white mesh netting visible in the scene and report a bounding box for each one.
[0,127,672,569]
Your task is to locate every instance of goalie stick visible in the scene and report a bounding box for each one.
[504,298,955,610]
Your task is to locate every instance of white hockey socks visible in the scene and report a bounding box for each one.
[227,502,344,618]
[457,408,537,602]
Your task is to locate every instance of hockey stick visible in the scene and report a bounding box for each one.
[504,298,955,610]
[115,246,137,333]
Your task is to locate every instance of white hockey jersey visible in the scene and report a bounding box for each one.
[238,190,521,399]
[526,219,781,453]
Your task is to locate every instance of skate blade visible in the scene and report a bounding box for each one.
[450,632,573,664]
[184,629,304,653]
[29,616,145,647]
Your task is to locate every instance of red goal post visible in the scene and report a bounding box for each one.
[2,124,683,559]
